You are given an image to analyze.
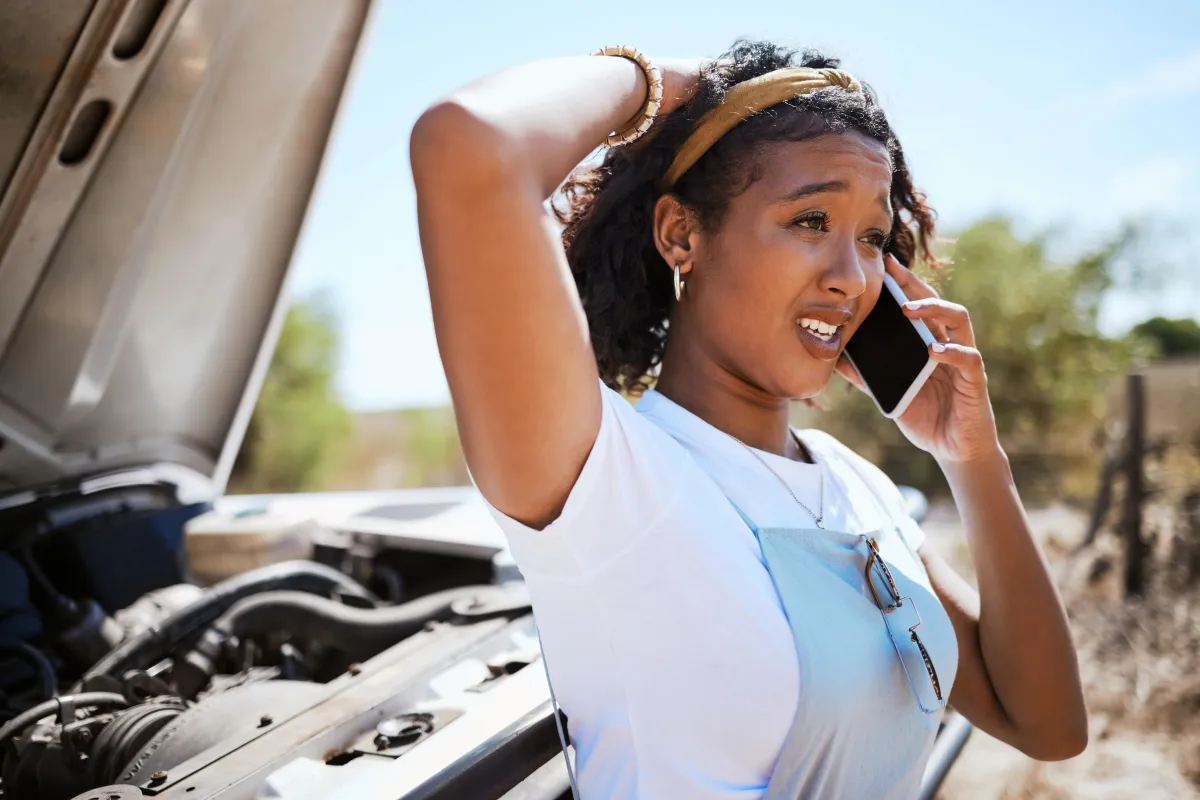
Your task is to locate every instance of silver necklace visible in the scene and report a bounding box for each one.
[733,432,825,529]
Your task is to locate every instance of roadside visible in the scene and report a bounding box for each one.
[925,500,1200,799]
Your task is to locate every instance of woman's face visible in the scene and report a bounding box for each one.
[672,132,894,400]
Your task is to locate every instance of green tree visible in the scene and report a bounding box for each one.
[229,295,352,493]
[1130,316,1200,360]
[803,218,1132,499]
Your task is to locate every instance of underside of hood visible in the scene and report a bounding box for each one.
[0,0,373,497]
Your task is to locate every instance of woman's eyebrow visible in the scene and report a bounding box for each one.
[779,180,847,202]
[780,182,894,220]
[878,193,893,219]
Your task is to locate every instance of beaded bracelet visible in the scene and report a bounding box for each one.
[591,45,663,146]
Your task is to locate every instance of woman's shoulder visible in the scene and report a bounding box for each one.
[483,382,709,577]
[797,429,905,507]
[554,382,705,505]
[799,428,926,552]
[600,382,696,456]
[797,429,876,473]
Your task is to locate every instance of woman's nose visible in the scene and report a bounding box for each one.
[819,237,868,299]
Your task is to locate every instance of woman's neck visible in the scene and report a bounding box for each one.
[655,344,807,461]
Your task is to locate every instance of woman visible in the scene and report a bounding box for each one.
[411,40,1086,799]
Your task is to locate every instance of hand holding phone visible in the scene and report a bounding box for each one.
[842,255,1002,464]
[842,272,937,418]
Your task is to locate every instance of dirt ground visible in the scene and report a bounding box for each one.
[923,502,1200,799]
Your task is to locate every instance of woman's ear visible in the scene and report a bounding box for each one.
[652,194,698,276]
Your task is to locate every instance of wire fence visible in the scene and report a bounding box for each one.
[1083,359,1200,596]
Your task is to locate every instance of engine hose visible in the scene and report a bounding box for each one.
[17,543,79,624]
[216,586,482,652]
[372,563,405,604]
[76,561,377,690]
[0,641,56,702]
[0,692,129,748]
[89,696,188,786]
[174,586,488,696]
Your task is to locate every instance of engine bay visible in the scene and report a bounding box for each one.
[0,480,556,800]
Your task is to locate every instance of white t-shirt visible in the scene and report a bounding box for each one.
[486,384,931,799]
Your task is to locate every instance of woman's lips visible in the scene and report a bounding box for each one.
[795,323,843,361]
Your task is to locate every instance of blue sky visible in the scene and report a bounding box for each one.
[287,0,1200,411]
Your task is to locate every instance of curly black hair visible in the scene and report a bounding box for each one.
[554,40,937,394]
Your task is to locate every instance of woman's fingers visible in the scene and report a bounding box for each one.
[903,298,975,347]
[930,342,986,387]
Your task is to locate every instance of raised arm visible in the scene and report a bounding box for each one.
[410,55,695,528]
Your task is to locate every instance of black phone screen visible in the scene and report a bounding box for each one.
[843,286,930,416]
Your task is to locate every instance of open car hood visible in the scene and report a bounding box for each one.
[0,0,373,496]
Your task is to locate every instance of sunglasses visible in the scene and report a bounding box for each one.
[864,537,945,715]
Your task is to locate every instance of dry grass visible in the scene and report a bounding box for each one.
[929,489,1200,799]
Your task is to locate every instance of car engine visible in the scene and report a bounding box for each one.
[0,483,554,800]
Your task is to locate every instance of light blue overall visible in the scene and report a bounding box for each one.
[543,476,959,799]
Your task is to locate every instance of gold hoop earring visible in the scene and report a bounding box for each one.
[674,263,686,301]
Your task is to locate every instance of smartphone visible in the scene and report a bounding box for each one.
[842,273,937,419]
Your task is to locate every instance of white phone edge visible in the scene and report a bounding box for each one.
[848,272,937,420]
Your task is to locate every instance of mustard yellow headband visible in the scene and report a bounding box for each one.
[661,67,862,189]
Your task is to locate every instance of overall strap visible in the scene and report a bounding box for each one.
[836,451,923,557]
[726,498,761,539]
[856,466,895,527]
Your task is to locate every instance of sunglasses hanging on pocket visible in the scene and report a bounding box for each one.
[863,537,945,714]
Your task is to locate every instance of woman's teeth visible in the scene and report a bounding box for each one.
[797,317,840,342]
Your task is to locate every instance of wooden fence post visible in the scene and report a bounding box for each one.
[1122,372,1147,598]
[1083,436,1122,549]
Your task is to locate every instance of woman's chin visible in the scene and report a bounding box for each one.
[777,372,835,404]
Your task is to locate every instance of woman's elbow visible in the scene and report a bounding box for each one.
[410,100,477,165]
[410,100,521,193]
[1016,715,1089,761]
